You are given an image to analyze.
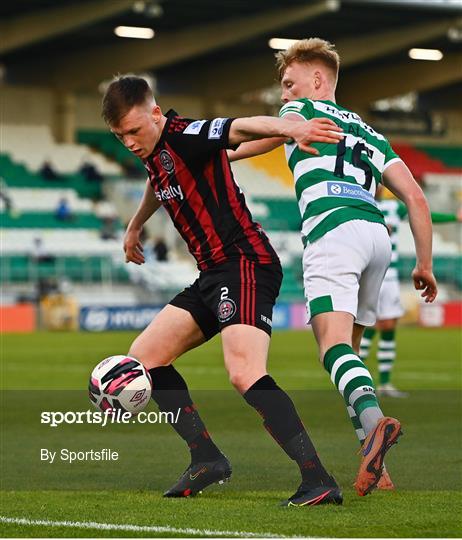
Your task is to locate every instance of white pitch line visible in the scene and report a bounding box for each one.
[0,516,294,538]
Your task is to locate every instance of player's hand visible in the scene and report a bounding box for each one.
[412,266,437,303]
[291,118,344,155]
[123,228,145,265]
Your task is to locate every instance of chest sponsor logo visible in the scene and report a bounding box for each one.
[159,150,175,173]
[208,117,228,140]
[327,182,376,206]
[183,120,206,135]
[154,184,184,202]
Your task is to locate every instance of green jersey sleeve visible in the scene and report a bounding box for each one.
[383,140,402,170]
[279,99,314,121]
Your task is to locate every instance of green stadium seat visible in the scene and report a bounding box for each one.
[1,255,129,284]
[0,212,103,229]
[77,130,145,173]
[398,255,461,289]
[253,197,301,231]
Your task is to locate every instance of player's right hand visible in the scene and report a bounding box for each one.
[412,267,437,303]
[291,117,344,155]
[123,228,145,265]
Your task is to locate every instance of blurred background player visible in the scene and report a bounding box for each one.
[360,186,462,398]
[229,37,438,496]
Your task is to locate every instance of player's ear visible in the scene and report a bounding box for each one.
[151,104,162,122]
[314,70,322,89]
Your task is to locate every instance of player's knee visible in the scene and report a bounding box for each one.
[128,341,172,370]
[227,368,246,392]
[227,363,256,393]
[379,319,396,331]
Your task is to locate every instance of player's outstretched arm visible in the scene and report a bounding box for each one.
[124,178,162,265]
[228,116,343,157]
[227,137,285,162]
[383,161,437,303]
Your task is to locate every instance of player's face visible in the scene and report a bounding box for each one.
[111,104,162,160]
[280,61,317,103]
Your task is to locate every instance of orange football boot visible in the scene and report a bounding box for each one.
[355,417,402,496]
[377,467,395,490]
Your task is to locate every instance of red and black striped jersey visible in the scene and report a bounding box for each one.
[143,110,279,271]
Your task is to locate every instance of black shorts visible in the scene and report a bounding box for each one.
[169,258,282,340]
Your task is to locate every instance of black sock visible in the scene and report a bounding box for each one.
[282,431,332,487]
[243,375,331,487]
[149,365,222,463]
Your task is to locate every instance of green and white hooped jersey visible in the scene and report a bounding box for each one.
[279,99,402,246]
[378,199,407,281]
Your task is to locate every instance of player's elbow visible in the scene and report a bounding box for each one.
[405,189,428,211]
[228,120,253,146]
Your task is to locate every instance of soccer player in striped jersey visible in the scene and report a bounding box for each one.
[360,189,461,399]
[228,38,438,496]
[102,75,345,506]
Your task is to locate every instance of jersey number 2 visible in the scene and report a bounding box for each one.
[334,138,374,191]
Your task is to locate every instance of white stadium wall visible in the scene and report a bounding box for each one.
[2,84,216,134]
[1,85,53,126]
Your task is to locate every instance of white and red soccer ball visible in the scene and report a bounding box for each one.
[89,355,152,413]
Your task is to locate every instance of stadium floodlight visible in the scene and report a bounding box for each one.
[114,26,155,39]
[408,48,444,60]
[132,1,146,13]
[448,27,462,41]
[268,38,299,50]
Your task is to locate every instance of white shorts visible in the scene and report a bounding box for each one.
[377,278,404,320]
[302,220,392,326]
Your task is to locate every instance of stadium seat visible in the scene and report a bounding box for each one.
[2,124,122,176]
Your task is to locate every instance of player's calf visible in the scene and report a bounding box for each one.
[243,375,342,505]
[149,365,228,497]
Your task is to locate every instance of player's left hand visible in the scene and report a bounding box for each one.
[412,266,438,303]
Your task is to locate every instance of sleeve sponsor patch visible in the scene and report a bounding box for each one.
[183,120,206,135]
[208,117,228,139]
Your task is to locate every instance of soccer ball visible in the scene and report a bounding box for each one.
[89,355,152,413]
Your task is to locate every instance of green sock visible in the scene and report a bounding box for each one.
[324,343,380,420]
[378,329,396,385]
[359,327,376,361]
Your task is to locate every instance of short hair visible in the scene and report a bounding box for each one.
[275,38,340,83]
[102,76,154,126]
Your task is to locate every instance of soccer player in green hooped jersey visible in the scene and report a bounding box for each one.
[228,37,438,498]
[360,188,462,400]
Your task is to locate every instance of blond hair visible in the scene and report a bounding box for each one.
[275,38,340,83]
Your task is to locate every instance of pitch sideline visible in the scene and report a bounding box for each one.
[0,515,303,538]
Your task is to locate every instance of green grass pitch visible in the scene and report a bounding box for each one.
[1,327,461,537]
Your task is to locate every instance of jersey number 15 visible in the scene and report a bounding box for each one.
[334,138,374,191]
